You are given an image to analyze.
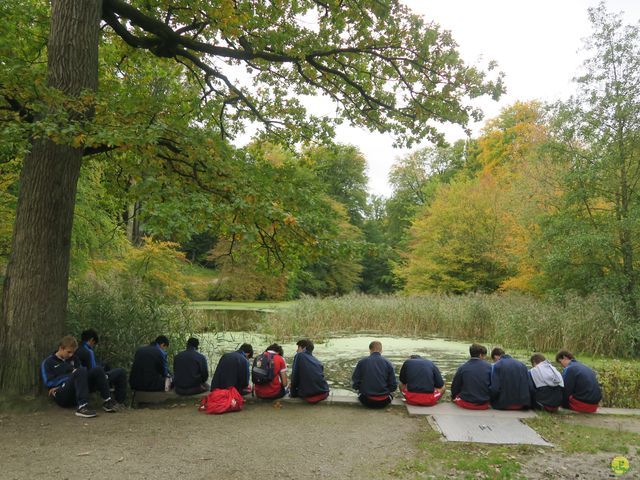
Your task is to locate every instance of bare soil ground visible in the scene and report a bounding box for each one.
[0,401,421,480]
[3,401,640,479]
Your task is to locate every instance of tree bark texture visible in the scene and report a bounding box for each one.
[0,0,101,394]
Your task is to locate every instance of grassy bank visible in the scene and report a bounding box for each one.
[266,293,636,357]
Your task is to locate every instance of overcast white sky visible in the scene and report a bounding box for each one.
[338,0,640,197]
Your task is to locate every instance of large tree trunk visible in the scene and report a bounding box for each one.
[0,0,101,394]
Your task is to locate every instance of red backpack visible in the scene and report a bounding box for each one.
[199,387,244,414]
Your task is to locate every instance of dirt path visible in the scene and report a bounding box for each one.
[1,401,422,480]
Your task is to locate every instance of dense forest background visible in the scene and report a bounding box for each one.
[1,4,638,308]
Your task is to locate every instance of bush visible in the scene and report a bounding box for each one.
[591,359,640,408]
[67,273,195,371]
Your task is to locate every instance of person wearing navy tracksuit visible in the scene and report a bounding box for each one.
[556,350,602,412]
[210,343,253,395]
[75,329,128,404]
[173,337,209,395]
[399,355,445,406]
[451,344,492,409]
[489,348,531,410]
[129,335,171,392]
[41,335,118,417]
[290,339,330,403]
[352,341,397,409]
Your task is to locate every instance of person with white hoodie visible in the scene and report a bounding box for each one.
[529,353,564,412]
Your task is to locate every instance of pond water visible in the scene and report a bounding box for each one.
[194,308,532,396]
[197,330,473,396]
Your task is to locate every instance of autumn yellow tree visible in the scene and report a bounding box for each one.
[400,102,557,294]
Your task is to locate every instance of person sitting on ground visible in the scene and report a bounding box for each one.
[210,343,253,395]
[451,343,492,410]
[75,329,128,407]
[173,337,209,396]
[253,343,289,400]
[399,354,445,406]
[351,340,397,409]
[290,339,330,404]
[555,350,602,413]
[129,335,172,392]
[41,335,119,417]
[529,353,564,412]
[489,347,531,410]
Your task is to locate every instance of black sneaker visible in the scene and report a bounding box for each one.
[75,405,97,418]
[102,399,118,412]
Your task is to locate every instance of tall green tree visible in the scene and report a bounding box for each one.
[541,4,640,321]
[303,144,369,226]
[0,0,503,393]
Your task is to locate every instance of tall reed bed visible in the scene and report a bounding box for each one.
[266,292,637,358]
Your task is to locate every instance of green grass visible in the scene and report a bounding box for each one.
[189,300,295,311]
[526,413,640,454]
[391,427,531,479]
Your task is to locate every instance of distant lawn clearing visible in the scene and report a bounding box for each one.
[189,301,295,312]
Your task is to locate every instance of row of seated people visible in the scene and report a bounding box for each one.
[41,330,602,417]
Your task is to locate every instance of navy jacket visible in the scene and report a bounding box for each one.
[451,357,492,404]
[173,347,209,390]
[75,342,99,369]
[562,360,602,406]
[290,350,330,398]
[490,355,531,409]
[129,343,169,392]
[352,352,397,397]
[399,357,444,393]
[210,350,250,392]
[41,353,80,388]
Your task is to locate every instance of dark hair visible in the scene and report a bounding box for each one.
[491,347,505,359]
[155,335,170,346]
[239,343,254,358]
[296,339,314,353]
[266,343,284,356]
[81,329,99,344]
[369,341,382,351]
[530,353,546,366]
[555,350,574,362]
[409,354,421,359]
[187,337,199,349]
[469,343,487,358]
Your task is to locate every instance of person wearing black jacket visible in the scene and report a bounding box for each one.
[451,344,492,409]
[75,329,128,405]
[352,341,397,409]
[556,350,602,412]
[210,343,253,395]
[173,337,209,395]
[290,339,330,403]
[129,335,171,392]
[41,336,118,417]
[489,348,531,410]
[399,354,445,406]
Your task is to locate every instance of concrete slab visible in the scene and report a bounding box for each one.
[431,414,553,446]
[405,402,537,418]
